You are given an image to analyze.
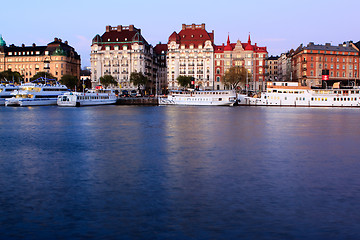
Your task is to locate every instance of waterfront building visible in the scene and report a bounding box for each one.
[214,34,268,91]
[291,42,360,86]
[0,35,80,82]
[153,43,168,94]
[167,23,215,90]
[266,55,279,81]
[277,52,293,81]
[91,25,160,91]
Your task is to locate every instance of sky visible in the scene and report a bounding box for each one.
[1,0,360,68]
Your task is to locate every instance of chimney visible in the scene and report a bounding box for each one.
[117,25,123,32]
[22,43,25,47]
[59,39,62,43]
[129,25,134,31]
[54,37,59,42]
[192,24,196,30]
[201,23,205,29]
[32,43,36,47]
[182,24,186,30]
[106,25,111,32]
[65,40,68,45]
[325,43,331,46]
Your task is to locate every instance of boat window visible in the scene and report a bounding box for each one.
[273,90,277,93]
[219,98,222,101]
[311,97,314,101]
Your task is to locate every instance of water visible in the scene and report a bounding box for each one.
[1,105,360,239]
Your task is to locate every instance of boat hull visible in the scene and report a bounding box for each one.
[5,98,58,106]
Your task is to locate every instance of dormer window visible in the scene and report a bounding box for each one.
[183,35,185,38]
[200,35,203,38]
[125,38,127,41]
[191,35,194,38]
[108,39,110,41]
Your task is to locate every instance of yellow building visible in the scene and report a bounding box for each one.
[0,36,81,82]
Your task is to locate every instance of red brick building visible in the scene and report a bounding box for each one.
[291,42,360,87]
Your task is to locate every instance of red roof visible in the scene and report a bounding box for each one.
[215,35,267,53]
[168,24,214,47]
[154,43,168,55]
[92,25,149,51]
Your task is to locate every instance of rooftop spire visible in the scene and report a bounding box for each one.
[248,32,251,44]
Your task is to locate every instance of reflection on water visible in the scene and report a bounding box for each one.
[1,106,360,239]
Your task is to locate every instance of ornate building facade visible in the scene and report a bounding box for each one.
[214,35,268,91]
[0,35,80,82]
[167,24,214,90]
[90,25,166,92]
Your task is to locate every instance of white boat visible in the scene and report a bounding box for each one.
[0,84,18,105]
[159,90,237,106]
[5,83,69,106]
[57,89,117,107]
[239,81,360,107]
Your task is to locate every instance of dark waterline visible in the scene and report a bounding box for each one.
[1,106,360,239]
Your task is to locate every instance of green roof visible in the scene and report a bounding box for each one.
[0,35,6,47]
[52,46,67,56]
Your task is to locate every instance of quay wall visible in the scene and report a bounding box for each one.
[116,97,159,105]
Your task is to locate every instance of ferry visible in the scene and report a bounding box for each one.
[5,83,69,107]
[238,81,360,107]
[159,90,237,106]
[57,89,117,107]
[0,84,18,105]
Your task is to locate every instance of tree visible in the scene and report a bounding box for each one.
[221,66,250,90]
[60,74,78,90]
[100,75,117,88]
[0,70,23,83]
[130,72,148,89]
[176,75,194,88]
[30,71,56,82]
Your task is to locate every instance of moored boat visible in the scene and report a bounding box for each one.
[238,81,360,107]
[0,84,18,106]
[5,82,69,107]
[159,89,236,106]
[57,89,117,107]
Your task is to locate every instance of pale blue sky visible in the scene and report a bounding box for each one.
[1,0,359,67]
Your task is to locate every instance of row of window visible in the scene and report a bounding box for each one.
[8,51,41,56]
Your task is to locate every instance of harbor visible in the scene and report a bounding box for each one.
[1,105,360,239]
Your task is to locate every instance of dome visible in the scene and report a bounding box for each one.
[0,35,6,47]
[92,34,102,44]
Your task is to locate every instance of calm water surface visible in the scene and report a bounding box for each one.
[1,105,360,239]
